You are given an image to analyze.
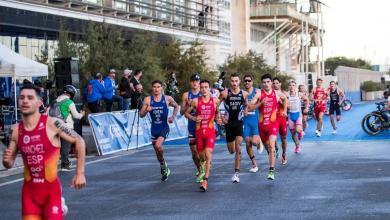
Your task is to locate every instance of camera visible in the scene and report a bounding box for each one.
[215,71,226,92]
[166,72,180,96]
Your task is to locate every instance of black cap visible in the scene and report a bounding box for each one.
[190,73,200,81]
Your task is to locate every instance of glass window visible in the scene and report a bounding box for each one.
[114,1,127,11]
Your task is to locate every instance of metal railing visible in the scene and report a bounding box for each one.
[250,3,317,27]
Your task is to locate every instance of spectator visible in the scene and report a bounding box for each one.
[118,69,133,110]
[103,69,123,112]
[55,85,85,171]
[130,69,143,109]
[86,73,105,113]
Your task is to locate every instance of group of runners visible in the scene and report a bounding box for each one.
[139,73,345,192]
[1,72,345,219]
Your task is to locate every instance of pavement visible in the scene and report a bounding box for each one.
[0,101,389,219]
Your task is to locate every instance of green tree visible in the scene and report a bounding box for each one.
[325,56,371,75]
[219,51,291,90]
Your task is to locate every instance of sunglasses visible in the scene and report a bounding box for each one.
[244,79,252,82]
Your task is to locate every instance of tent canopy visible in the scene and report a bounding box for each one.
[0,43,48,78]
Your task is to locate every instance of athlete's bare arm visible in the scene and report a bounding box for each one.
[167,95,179,123]
[214,98,222,125]
[338,88,345,103]
[184,99,200,122]
[140,96,152,118]
[49,118,86,189]
[2,125,18,169]
[249,90,262,110]
[279,92,288,116]
[180,92,189,115]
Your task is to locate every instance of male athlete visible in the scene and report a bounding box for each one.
[272,77,288,165]
[312,78,327,137]
[327,81,344,134]
[2,84,86,219]
[219,73,248,183]
[250,74,287,180]
[180,74,203,182]
[298,84,310,132]
[185,80,221,192]
[287,81,304,153]
[243,74,260,172]
[140,80,179,181]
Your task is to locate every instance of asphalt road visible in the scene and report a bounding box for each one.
[0,102,390,219]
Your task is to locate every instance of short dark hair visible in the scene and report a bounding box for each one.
[317,78,323,82]
[152,80,163,86]
[20,83,41,98]
[272,77,281,83]
[243,74,253,80]
[230,73,240,78]
[289,81,296,85]
[200,80,210,86]
[261,74,273,81]
[134,70,142,76]
[330,81,336,85]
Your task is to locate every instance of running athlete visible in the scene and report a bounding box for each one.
[327,81,344,134]
[250,74,286,180]
[312,78,327,137]
[185,80,221,192]
[272,77,288,165]
[2,84,86,220]
[140,80,179,181]
[180,74,203,182]
[219,73,248,183]
[287,81,304,153]
[298,84,310,131]
[243,74,260,172]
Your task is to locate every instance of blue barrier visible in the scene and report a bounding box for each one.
[88,107,188,155]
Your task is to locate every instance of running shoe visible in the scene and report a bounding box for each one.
[281,153,287,165]
[60,162,72,172]
[200,180,208,192]
[249,166,259,173]
[267,170,275,180]
[315,129,319,135]
[332,129,337,135]
[161,166,171,182]
[61,197,68,216]
[232,173,240,183]
[294,145,301,153]
[316,131,321,137]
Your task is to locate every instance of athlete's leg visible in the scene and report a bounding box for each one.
[153,137,166,165]
[317,112,324,131]
[268,135,277,169]
[330,114,336,130]
[204,148,213,179]
[234,136,243,172]
[189,142,201,171]
[227,142,235,154]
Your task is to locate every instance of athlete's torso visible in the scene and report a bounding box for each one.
[313,87,327,106]
[259,89,278,125]
[329,88,339,106]
[150,95,168,129]
[18,115,60,184]
[224,89,245,123]
[196,97,215,133]
[244,88,259,120]
[187,90,201,128]
[288,93,301,113]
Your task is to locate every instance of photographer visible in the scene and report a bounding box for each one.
[166,72,180,98]
[130,70,143,109]
[119,69,133,110]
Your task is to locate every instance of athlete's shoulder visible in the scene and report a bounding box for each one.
[182,91,189,99]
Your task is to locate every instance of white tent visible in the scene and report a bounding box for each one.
[0,43,48,120]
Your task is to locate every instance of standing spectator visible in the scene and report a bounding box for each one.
[103,69,123,112]
[130,69,143,109]
[86,73,105,113]
[118,69,133,110]
[55,85,85,171]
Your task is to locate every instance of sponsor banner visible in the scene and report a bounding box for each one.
[89,107,188,155]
